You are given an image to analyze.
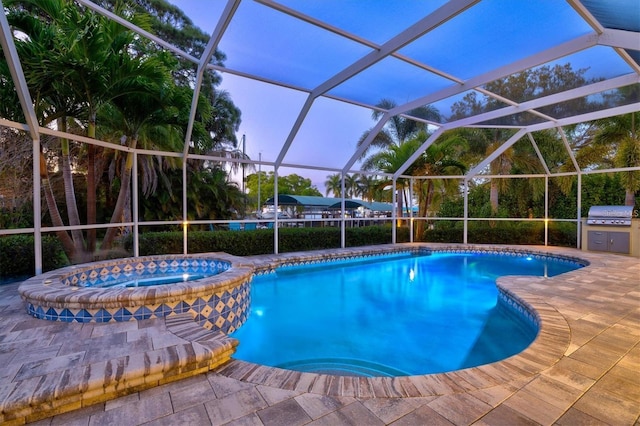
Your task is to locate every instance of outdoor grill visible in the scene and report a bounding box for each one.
[586,205,634,226]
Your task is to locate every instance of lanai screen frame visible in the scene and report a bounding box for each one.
[0,0,638,274]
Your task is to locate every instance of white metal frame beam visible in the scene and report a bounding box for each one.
[274,0,480,168]
[76,0,199,64]
[465,129,528,180]
[183,0,240,157]
[181,0,240,253]
[390,73,638,182]
[389,32,601,118]
[0,3,39,138]
[527,133,551,175]
[0,1,43,274]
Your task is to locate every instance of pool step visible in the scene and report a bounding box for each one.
[276,358,411,377]
[0,313,238,425]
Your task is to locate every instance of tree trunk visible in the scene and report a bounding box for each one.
[625,190,635,207]
[86,119,97,253]
[101,139,137,250]
[416,180,434,241]
[39,149,75,258]
[415,181,426,240]
[490,179,499,214]
[58,118,85,254]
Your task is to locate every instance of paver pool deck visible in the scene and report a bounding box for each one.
[0,244,638,425]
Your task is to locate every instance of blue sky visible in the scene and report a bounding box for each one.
[166,1,631,194]
[169,1,376,193]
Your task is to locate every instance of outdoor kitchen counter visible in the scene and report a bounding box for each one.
[581,218,640,258]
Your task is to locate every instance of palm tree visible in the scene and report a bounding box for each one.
[582,112,640,206]
[325,173,342,197]
[356,99,443,223]
[413,133,468,237]
[6,0,89,259]
[343,174,360,198]
[454,128,514,214]
[96,62,183,250]
[448,64,594,215]
[362,136,426,213]
[357,99,441,158]
[6,0,244,257]
[5,0,165,256]
[453,127,542,215]
[357,174,380,202]
[141,162,245,224]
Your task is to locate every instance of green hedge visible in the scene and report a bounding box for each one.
[424,221,577,247]
[0,235,68,278]
[0,226,410,280]
[0,221,579,280]
[125,225,410,256]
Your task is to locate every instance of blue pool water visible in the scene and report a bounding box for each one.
[231,251,583,376]
[76,267,220,288]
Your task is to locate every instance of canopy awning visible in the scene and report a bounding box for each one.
[264,195,394,212]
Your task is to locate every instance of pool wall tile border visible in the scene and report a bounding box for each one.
[251,245,587,277]
[63,258,231,288]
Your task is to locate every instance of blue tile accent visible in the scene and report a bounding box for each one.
[94,309,113,322]
[45,307,58,321]
[59,309,74,322]
[219,320,232,334]
[497,290,539,332]
[133,306,153,320]
[113,308,132,322]
[154,304,171,317]
[174,301,190,314]
[191,297,207,313]
[75,309,93,323]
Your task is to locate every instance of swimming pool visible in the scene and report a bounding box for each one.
[231,250,583,376]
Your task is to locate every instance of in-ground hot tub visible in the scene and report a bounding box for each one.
[18,254,253,333]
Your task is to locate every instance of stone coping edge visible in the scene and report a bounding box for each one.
[18,253,253,310]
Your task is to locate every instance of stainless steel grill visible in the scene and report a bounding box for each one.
[586,205,634,226]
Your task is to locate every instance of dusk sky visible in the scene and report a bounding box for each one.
[166,1,633,194]
[170,0,377,193]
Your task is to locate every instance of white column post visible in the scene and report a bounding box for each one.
[133,152,139,257]
[463,179,469,244]
[544,175,549,246]
[33,139,42,274]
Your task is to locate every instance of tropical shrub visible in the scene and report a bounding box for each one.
[125,225,410,256]
[0,235,68,278]
[423,221,577,247]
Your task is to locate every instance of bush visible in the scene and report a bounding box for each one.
[124,225,409,256]
[424,221,577,247]
[0,205,34,228]
[0,235,68,278]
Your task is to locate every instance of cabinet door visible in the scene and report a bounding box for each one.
[587,231,607,251]
[608,231,630,254]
